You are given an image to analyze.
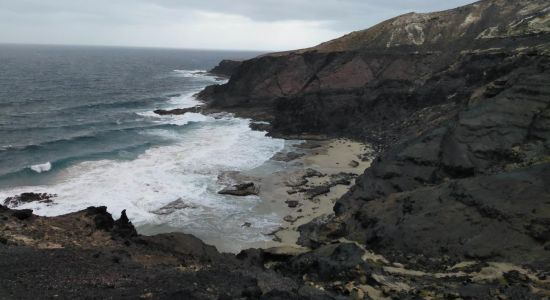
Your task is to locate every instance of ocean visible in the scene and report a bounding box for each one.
[0,44,286,251]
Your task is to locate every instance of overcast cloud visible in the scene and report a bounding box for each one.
[0,0,475,51]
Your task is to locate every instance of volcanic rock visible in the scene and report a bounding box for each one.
[209,60,242,77]
[3,193,56,208]
[218,182,260,196]
[12,209,33,220]
[271,151,305,162]
[151,199,196,215]
[153,106,202,116]
[285,200,300,208]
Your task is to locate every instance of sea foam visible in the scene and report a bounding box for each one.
[0,78,285,252]
[172,70,226,84]
[30,162,52,173]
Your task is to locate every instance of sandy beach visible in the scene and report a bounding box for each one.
[235,138,374,251]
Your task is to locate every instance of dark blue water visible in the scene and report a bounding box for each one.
[0,44,261,187]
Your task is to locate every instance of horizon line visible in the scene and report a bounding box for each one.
[0,42,273,53]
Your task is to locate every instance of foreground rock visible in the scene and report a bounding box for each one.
[0,206,326,299]
[2,205,548,299]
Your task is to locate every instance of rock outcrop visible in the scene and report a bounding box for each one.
[209,59,243,77]
[0,206,325,299]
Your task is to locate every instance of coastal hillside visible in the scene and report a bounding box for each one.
[200,0,550,143]
[2,0,550,299]
[205,0,550,297]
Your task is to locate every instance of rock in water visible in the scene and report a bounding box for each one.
[218,182,260,196]
[4,193,56,207]
[153,106,201,116]
[151,199,196,215]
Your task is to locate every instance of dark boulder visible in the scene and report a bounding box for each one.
[285,200,300,208]
[113,210,137,238]
[12,209,33,220]
[289,243,369,281]
[4,193,56,208]
[87,206,115,231]
[304,186,330,200]
[218,182,260,196]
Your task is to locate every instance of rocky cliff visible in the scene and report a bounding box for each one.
[2,0,550,299]
[199,0,550,143]
[209,59,243,77]
[200,0,550,297]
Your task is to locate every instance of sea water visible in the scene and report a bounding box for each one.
[0,44,285,252]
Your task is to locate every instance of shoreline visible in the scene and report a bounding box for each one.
[235,137,373,252]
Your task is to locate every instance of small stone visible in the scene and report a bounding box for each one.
[283,215,303,223]
[242,222,252,228]
[349,160,360,168]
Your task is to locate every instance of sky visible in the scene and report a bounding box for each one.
[0,0,476,51]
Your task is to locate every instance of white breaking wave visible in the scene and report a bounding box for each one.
[166,91,203,108]
[136,90,207,126]
[30,162,52,173]
[0,75,285,252]
[138,111,212,127]
[172,69,227,84]
[0,117,285,251]
[0,70,285,252]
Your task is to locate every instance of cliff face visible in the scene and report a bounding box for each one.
[208,59,242,77]
[199,0,550,143]
[199,0,550,271]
